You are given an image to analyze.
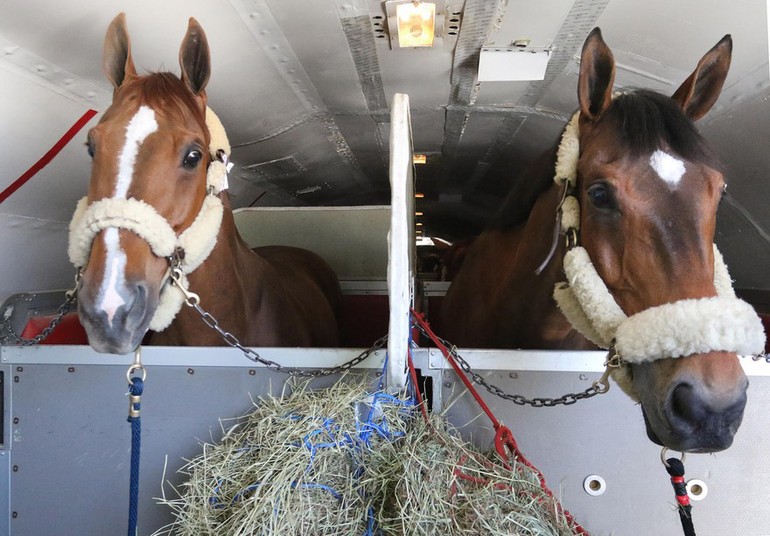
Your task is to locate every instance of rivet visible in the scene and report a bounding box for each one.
[187,368,195,375]
[12,512,17,519]
[16,367,23,372]
[12,465,18,472]
[579,373,588,381]
[443,381,452,388]
[509,372,518,379]
[248,369,256,376]
[13,418,19,425]
[68,367,76,373]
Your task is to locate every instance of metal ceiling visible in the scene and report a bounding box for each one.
[1,0,769,303]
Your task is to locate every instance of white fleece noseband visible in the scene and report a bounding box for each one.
[549,112,765,398]
[68,107,231,331]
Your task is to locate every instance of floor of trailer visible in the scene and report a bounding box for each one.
[0,345,768,536]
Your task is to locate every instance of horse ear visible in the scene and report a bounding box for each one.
[103,13,137,90]
[672,35,732,121]
[577,28,616,121]
[179,18,211,97]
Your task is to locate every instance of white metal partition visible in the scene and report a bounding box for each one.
[386,93,415,390]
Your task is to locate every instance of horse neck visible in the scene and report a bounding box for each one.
[503,181,586,348]
[190,193,262,294]
[152,193,265,345]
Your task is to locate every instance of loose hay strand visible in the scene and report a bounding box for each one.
[154,374,585,536]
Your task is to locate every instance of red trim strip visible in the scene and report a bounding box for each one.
[0,108,98,205]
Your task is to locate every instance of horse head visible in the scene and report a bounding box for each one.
[73,14,214,354]
[572,28,756,452]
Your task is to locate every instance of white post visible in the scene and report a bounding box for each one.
[387,93,415,390]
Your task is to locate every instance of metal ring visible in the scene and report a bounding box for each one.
[126,364,147,383]
[660,447,686,468]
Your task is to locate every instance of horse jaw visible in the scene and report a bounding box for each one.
[630,353,748,453]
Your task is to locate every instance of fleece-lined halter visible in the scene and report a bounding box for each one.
[68,107,231,331]
[550,113,765,399]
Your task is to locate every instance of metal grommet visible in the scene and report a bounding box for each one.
[686,479,708,501]
[583,474,606,496]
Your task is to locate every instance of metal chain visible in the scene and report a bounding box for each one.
[169,268,383,376]
[1,272,81,346]
[189,301,385,376]
[418,324,612,408]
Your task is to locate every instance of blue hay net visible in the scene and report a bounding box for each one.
[207,352,419,535]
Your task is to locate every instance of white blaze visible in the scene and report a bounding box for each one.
[115,105,158,198]
[98,228,128,324]
[98,106,157,323]
[650,150,686,187]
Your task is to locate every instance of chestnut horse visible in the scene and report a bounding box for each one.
[71,14,340,354]
[441,29,763,453]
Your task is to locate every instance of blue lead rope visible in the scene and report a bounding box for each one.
[127,377,144,536]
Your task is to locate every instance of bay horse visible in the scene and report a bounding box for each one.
[69,14,340,354]
[440,29,765,453]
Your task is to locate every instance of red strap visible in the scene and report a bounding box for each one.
[411,308,590,536]
[0,109,98,205]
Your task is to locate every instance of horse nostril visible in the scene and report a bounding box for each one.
[668,380,748,432]
[669,383,705,428]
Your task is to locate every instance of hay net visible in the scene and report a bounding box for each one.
[154,371,586,536]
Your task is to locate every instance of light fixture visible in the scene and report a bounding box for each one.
[478,45,551,82]
[397,2,435,47]
[413,154,427,165]
[416,222,423,227]
[415,211,424,216]
[415,192,425,198]
[385,1,443,49]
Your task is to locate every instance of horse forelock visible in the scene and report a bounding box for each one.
[599,90,723,174]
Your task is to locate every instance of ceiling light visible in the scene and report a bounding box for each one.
[413,154,427,164]
[415,211,424,216]
[385,1,443,49]
[415,192,425,198]
[396,2,435,47]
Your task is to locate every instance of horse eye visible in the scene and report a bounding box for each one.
[86,139,95,159]
[182,149,203,170]
[587,182,615,210]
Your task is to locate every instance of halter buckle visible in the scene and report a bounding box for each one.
[167,247,186,270]
[565,227,578,249]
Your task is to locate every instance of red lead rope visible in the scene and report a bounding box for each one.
[410,309,589,535]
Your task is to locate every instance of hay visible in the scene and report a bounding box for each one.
[154,374,583,536]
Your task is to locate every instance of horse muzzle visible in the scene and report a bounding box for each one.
[634,355,749,453]
[78,279,156,354]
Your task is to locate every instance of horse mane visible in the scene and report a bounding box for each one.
[488,142,559,231]
[123,72,208,138]
[488,89,722,231]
